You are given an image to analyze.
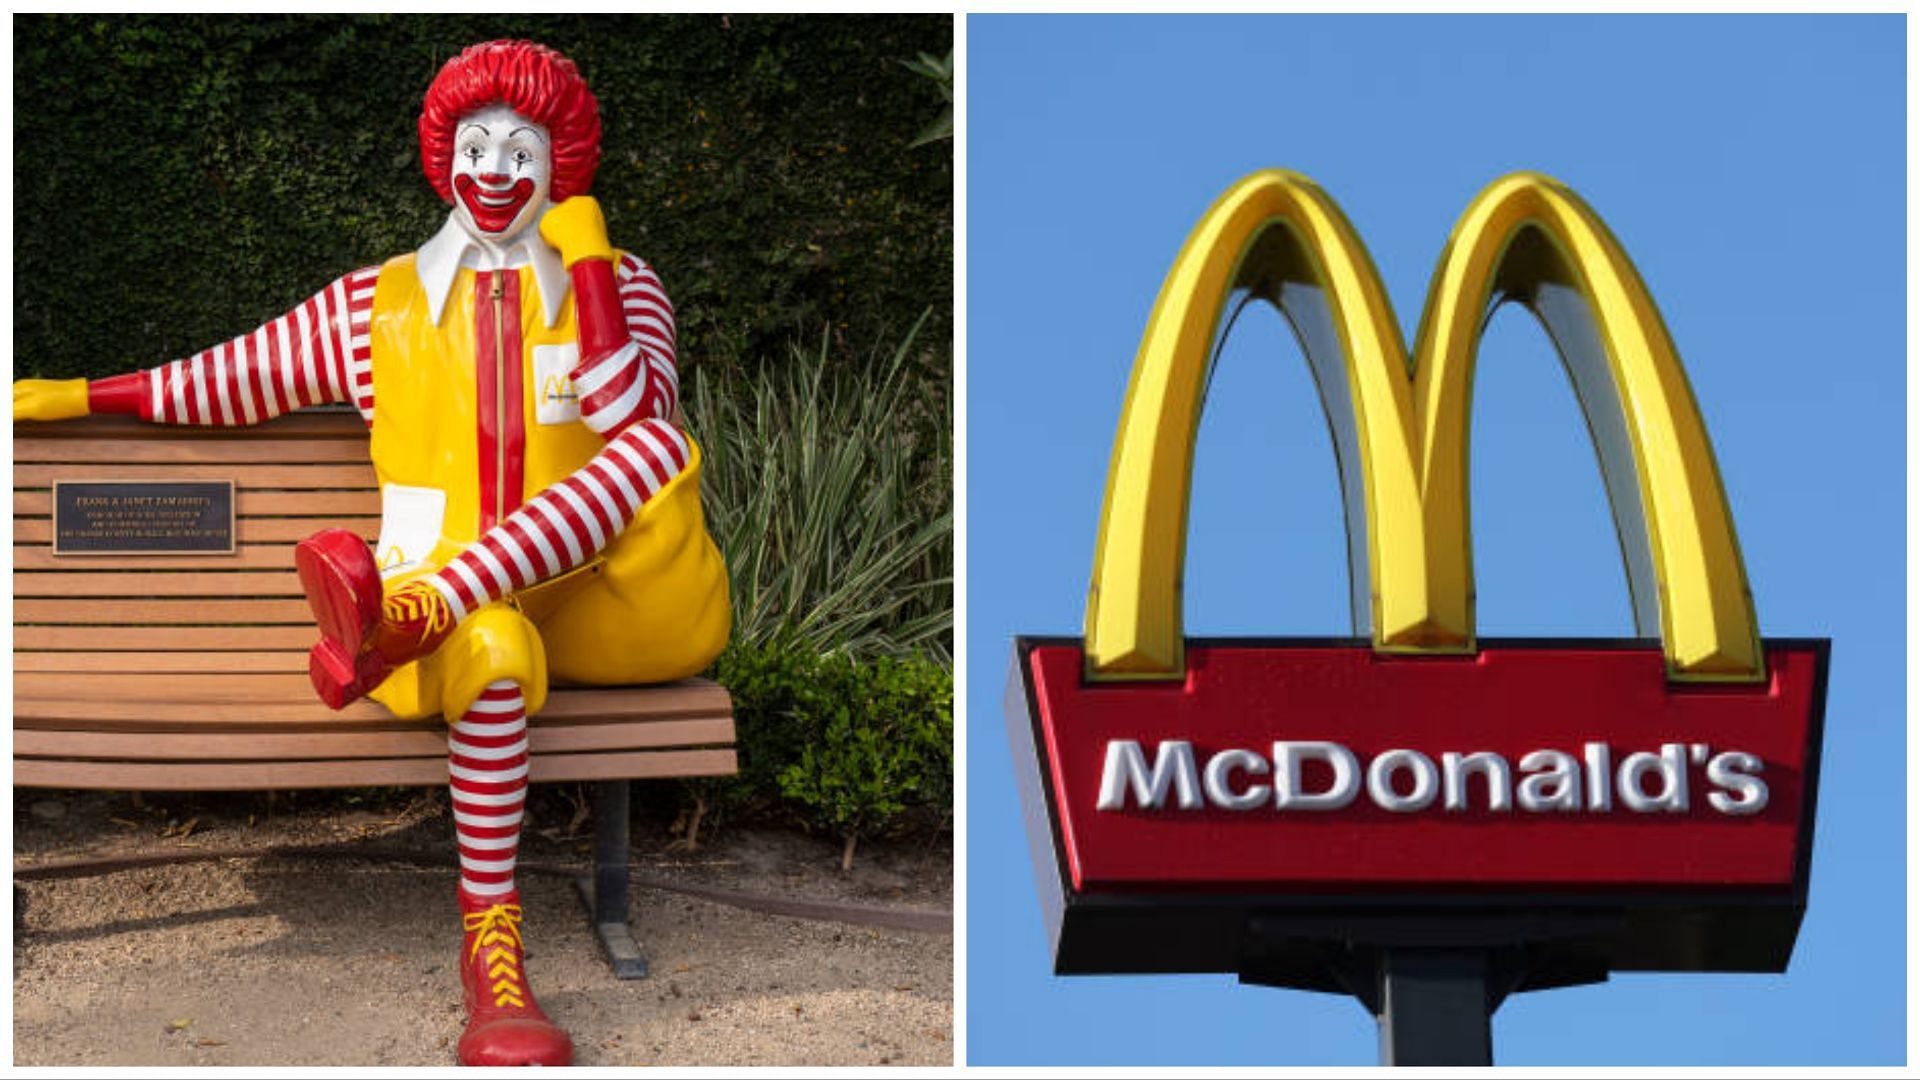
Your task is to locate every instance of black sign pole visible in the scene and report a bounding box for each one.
[1374,947,1494,1066]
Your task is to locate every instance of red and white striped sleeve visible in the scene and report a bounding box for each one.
[138,267,378,425]
[422,418,690,621]
[571,254,677,437]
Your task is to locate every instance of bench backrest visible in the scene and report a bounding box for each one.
[16,410,376,672]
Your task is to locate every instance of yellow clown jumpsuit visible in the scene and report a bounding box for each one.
[364,253,730,722]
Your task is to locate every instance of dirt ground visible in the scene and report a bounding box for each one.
[13,786,952,1067]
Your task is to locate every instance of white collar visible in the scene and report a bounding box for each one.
[414,212,570,328]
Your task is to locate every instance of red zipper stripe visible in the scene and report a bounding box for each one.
[475,270,501,532]
[501,272,525,517]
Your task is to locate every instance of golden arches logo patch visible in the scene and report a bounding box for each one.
[540,374,580,406]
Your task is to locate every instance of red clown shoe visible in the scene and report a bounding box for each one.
[295,528,454,708]
[458,888,574,1066]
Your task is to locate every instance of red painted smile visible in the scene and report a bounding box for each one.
[455,174,536,234]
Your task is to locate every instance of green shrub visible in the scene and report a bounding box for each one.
[685,639,951,867]
[711,632,826,808]
[773,652,952,871]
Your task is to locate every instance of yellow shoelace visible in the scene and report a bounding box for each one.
[463,903,527,1008]
[385,583,452,641]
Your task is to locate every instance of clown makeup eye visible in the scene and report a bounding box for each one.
[512,148,534,171]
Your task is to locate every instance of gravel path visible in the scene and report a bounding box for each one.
[14,790,952,1067]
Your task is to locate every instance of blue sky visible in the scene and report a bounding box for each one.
[964,14,1904,1066]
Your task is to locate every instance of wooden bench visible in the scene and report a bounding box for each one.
[14,409,737,977]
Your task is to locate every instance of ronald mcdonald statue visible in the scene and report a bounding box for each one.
[14,41,731,1066]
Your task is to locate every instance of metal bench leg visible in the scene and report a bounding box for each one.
[573,779,649,979]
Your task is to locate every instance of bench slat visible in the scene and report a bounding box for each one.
[16,544,297,571]
[17,678,734,729]
[17,436,373,465]
[17,718,736,761]
[17,571,301,598]
[18,597,316,624]
[18,671,347,701]
[17,626,321,651]
[16,748,738,791]
[19,671,731,707]
[15,651,306,674]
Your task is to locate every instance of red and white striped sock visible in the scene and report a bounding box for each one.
[425,418,691,622]
[449,681,528,898]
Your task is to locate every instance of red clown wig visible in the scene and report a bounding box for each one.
[418,40,602,203]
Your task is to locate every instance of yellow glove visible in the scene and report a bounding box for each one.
[539,196,614,269]
[13,378,90,422]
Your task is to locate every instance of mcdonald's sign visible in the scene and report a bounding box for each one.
[1009,172,1829,990]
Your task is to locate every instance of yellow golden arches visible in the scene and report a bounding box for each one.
[1083,170,1762,683]
[1083,171,1422,678]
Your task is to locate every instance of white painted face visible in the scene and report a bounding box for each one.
[449,103,552,244]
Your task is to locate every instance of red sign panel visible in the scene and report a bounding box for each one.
[1024,639,1825,894]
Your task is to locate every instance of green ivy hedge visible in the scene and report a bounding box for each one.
[15,13,952,382]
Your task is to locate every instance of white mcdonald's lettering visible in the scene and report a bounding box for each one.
[1094,739,1768,817]
[1096,739,1203,810]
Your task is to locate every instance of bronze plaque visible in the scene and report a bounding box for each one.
[52,480,236,555]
